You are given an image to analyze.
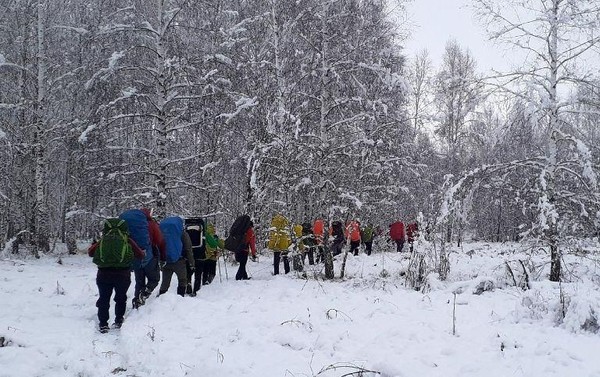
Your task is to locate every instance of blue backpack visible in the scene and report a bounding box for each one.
[160,216,184,263]
[119,209,151,268]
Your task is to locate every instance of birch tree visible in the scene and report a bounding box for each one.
[472,0,600,281]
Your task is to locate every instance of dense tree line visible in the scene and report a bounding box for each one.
[0,0,599,282]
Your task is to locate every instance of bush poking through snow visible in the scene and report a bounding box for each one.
[472,279,495,295]
[316,362,381,376]
[0,336,11,347]
[563,296,600,334]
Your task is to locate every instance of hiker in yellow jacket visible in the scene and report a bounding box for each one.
[268,214,292,275]
[203,223,223,284]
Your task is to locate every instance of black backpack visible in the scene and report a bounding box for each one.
[331,221,344,239]
[224,215,252,253]
[185,217,206,259]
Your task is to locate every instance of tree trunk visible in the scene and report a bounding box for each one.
[33,0,49,257]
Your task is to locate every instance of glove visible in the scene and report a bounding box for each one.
[159,260,166,271]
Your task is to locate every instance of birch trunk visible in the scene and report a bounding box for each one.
[34,0,49,256]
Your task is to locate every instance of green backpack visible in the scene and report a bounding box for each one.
[93,218,134,268]
[361,226,374,242]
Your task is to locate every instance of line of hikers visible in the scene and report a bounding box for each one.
[265,214,419,275]
[88,209,418,333]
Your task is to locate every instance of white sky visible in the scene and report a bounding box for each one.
[403,0,518,73]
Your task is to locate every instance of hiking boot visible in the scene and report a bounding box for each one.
[113,318,124,329]
[140,289,151,301]
[137,290,150,306]
[99,324,110,334]
[186,284,193,295]
[132,297,141,309]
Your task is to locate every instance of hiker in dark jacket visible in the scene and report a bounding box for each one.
[158,216,195,297]
[185,218,206,296]
[329,220,345,256]
[89,228,145,333]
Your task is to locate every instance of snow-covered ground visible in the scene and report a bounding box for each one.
[1,241,600,377]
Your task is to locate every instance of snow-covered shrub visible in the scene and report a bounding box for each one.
[562,295,600,334]
[472,278,495,295]
[422,272,444,293]
[514,289,551,323]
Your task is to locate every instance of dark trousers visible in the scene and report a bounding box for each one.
[204,260,217,284]
[315,245,324,263]
[364,241,373,255]
[133,257,160,298]
[273,251,290,275]
[96,270,131,326]
[395,239,405,253]
[191,259,207,293]
[159,259,188,296]
[236,252,249,280]
[302,247,315,265]
[350,240,360,255]
[331,240,343,256]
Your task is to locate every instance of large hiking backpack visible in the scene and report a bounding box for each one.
[348,221,361,242]
[93,218,134,268]
[160,216,184,263]
[302,222,316,247]
[331,221,344,241]
[185,217,205,260]
[389,221,405,241]
[361,225,374,242]
[224,215,252,253]
[119,209,151,268]
[313,219,324,244]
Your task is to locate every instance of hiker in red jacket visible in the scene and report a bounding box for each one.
[407,222,419,252]
[389,221,406,253]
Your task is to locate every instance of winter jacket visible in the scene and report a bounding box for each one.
[205,223,223,261]
[361,224,375,243]
[182,231,194,267]
[407,223,419,242]
[389,221,406,241]
[267,214,291,252]
[243,227,257,257]
[141,208,166,261]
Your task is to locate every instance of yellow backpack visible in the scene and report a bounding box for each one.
[293,224,304,251]
[267,214,291,251]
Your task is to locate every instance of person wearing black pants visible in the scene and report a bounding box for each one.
[89,234,145,332]
[96,270,130,329]
[236,222,257,280]
[273,251,290,275]
[134,257,160,302]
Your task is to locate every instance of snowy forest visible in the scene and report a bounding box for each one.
[2,0,600,376]
[1,0,600,282]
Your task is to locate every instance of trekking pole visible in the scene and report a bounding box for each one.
[221,249,229,280]
[217,253,223,283]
